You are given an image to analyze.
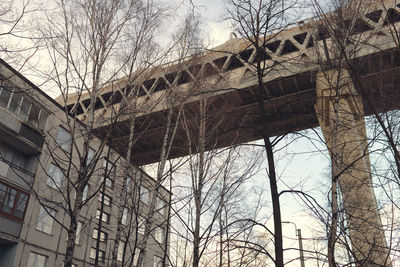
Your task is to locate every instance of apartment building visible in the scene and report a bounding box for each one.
[0,58,170,267]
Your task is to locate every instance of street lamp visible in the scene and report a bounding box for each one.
[282,221,305,267]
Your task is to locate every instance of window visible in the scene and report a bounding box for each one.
[105,178,114,189]
[14,192,28,218]
[156,196,166,216]
[56,126,72,152]
[89,248,96,259]
[1,186,16,214]
[103,159,115,173]
[125,176,131,192]
[27,252,47,267]
[93,228,108,242]
[74,185,89,202]
[103,159,114,189]
[121,207,128,225]
[98,193,112,206]
[0,86,12,108]
[90,247,105,262]
[153,255,162,267]
[82,185,89,202]
[133,249,140,266]
[75,221,83,245]
[47,163,63,189]
[140,186,149,205]
[96,209,110,223]
[10,150,27,169]
[8,90,22,113]
[28,103,40,125]
[18,97,31,121]
[86,148,95,165]
[38,110,49,130]
[36,206,56,234]
[137,216,145,235]
[0,140,27,170]
[117,241,125,261]
[0,181,29,221]
[155,228,164,244]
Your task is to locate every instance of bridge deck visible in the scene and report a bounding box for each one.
[91,48,400,165]
[61,0,400,165]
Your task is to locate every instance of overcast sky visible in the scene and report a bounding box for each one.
[168,0,232,47]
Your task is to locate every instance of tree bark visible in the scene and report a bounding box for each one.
[193,98,206,267]
[263,137,283,267]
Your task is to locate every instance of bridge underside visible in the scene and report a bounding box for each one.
[93,48,400,166]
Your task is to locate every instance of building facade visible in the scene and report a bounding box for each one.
[0,58,170,267]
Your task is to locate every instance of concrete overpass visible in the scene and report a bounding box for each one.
[61,0,400,265]
[63,0,400,165]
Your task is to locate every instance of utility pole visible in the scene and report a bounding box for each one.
[297,229,305,267]
[282,221,305,267]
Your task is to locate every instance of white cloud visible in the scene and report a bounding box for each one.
[205,20,231,48]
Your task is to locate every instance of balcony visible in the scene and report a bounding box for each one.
[0,85,48,154]
[0,179,29,237]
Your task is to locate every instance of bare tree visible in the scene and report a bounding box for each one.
[0,0,38,63]
[22,0,171,266]
[224,1,299,266]
[0,0,48,85]
[176,96,263,267]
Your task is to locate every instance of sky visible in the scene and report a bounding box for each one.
[167,0,232,47]
[190,0,231,46]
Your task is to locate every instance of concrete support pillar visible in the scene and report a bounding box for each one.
[315,69,391,266]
